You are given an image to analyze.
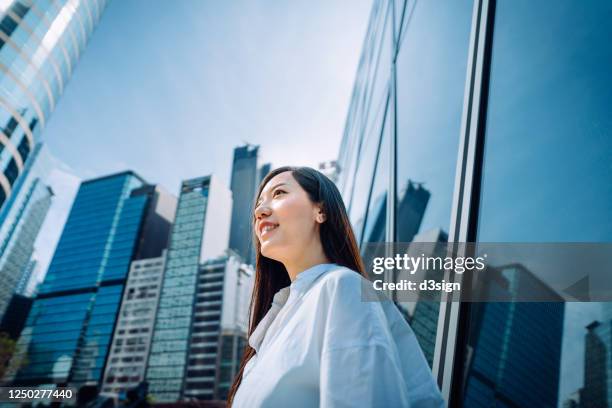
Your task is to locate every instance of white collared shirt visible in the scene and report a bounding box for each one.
[232,263,445,408]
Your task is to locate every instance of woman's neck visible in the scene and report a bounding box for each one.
[284,251,331,282]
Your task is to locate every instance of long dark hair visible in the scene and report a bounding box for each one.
[226,166,366,405]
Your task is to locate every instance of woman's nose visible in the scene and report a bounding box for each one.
[254,203,271,220]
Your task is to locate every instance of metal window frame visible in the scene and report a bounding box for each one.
[430,0,496,405]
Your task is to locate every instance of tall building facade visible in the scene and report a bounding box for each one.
[228,145,258,263]
[182,252,253,401]
[0,0,108,211]
[338,0,612,406]
[0,0,108,323]
[0,176,52,315]
[146,175,232,401]
[101,253,167,395]
[12,171,176,386]
[463,265,564,407]
[0,142,52,318]
[228,144,271,265]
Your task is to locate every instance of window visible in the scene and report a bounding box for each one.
[461,1,612,407]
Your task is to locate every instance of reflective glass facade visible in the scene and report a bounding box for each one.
[0,0,107,211]
[147,176,243,403]
[147,176,216,401]
[337,0,612,406]
[14,171,149,385]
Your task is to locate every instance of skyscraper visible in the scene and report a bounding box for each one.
[147,175,232,401]
[0,176,52,316]
[463,265,565,407]
[0,0,108,323]
[101,253,167,395]
[0,0,108,211]
[182,252,253,401]
[12,171,176,386]
[581,320,608,408]
[228,145,259,263]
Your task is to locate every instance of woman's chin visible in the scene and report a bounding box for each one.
[261,243,283,262]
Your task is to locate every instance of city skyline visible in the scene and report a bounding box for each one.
[31,0,373,284]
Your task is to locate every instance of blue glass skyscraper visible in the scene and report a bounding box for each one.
[147,175,232,402]
[0,0,107,211]
[13,171,176,386]
[0,0,108,323]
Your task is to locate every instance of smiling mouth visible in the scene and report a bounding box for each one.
[260,224,279,238]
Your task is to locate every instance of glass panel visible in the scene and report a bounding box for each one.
[361,104,390,245]
[464,1,612,407]
[394,0,473,366]
[348,93,389,244]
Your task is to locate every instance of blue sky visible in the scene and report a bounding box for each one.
[41,0,373,191]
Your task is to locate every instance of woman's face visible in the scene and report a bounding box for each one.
[254,171,324,263]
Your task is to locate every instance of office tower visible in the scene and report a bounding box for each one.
[258,162,271,185]
[228,144,259,263]
[0,177,52,316]
[15,259,37,296]
[337,0,611,404]
[0,0,107,324]
[463,265,565,407]
[12,171,176,386]
[183,252,253,401]
[581,318,611,408]
[0,0,108,213]
[147,175,232,402]
[0,143,51,315]
[101,253,167,395]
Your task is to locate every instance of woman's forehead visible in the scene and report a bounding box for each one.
[261,172,295,194]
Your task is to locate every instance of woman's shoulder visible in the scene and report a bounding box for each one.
[320,264,366,285]
[313,265,385,313]
[317,265,385,300]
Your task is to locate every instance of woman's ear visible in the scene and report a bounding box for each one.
[315,206,327,223]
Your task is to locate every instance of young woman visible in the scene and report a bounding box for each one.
[227,166,444,407]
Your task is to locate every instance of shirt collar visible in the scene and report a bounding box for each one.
[248,262,337,353]
[290,262,337,295]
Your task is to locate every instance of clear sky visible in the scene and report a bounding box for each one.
[41,0,373,193]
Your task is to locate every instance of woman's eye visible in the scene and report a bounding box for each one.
[273,189,285,197]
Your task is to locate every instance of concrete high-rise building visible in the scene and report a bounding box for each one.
[146,175,232,401]
[12,171,176,386]
[101,253,167,395]
[0,176,52,316]
[15,258,37,296]
[182,252,253,401]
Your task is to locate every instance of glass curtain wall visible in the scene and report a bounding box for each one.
[338,0,612,406]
